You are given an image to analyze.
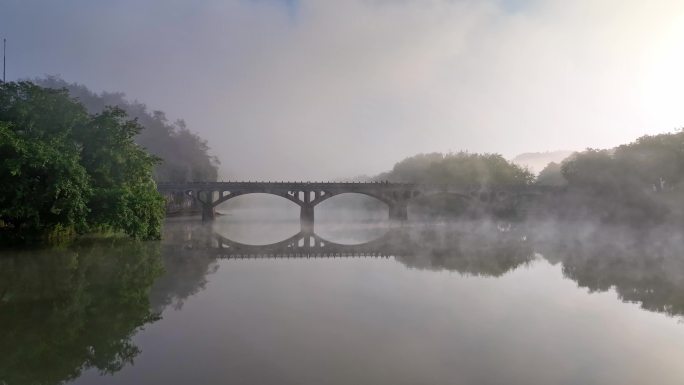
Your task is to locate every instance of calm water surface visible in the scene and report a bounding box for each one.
[3,209,684,385]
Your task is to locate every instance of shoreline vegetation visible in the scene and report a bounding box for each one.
[0,78,221,245]
[360,131,684,224]
[2,80,684,246]
[0,81,165,243]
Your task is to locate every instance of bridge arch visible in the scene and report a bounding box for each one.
[210,190,302,208]
[312,190,412,221]
[213,228,403,257]
[313,192,391,219]
[312,191,394,207]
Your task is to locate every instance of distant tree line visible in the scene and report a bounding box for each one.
[370,137,684,223]
[375,152,534,186]
[368,152,534,218]
[536,131,684,222]
[0,82,165,242]
[34,76,219,183]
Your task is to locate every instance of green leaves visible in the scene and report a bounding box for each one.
[0,82,165,243]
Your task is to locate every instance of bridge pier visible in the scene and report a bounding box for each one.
[388,202,408,221]
[300,204,314,231]
[201,202,215,222]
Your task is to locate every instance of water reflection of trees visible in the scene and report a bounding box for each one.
[535,223,684,318]
[394,223,535,277]
[4,221,684,385]
[149,222,220,311]
[395,221,684,319]
[0,240,163,385]
[150,221,684,322]
[161,221,684,321]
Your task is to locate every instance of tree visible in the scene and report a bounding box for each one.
[0,82,164,242]
[0,85,92,241]
[557,140,682,222]
[373,152,533,219]
[613,132,684,192]
[536,162,566,186]
[75,107,164,239]
[378,152,533,187]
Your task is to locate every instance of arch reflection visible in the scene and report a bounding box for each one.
[172,221,536,278]
[211,228,404,258]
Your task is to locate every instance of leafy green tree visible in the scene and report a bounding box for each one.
[0,82,164,242]
[0,86,92,241]
[74,107,165,239]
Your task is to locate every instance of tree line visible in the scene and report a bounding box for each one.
[374,152,534,186]
[536,131,684,222]
[371,134,684,223]
[368,152,534,218]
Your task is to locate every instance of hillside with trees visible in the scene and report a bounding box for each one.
[34,76,219,183]
[365,152,534,218]
[536,131,684,222]
[374,152,534,186]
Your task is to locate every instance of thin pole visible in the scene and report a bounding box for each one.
[2,38,5,83]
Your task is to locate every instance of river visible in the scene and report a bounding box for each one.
[2,207,684,384]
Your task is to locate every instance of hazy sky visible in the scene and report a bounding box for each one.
[2,0,684,179]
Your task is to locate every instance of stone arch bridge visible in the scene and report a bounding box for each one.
[157,181,551,222]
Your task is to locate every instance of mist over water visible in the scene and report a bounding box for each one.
[4,208,684,384]
[4,1,684,383]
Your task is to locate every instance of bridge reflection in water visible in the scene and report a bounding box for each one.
[174,221,536,276]
[190,227,410,259]
[169,220,684,319]
[4,220,684,385]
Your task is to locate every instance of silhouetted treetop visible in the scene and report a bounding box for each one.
[375,152,534,186]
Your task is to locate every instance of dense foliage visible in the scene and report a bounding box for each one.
[0,82,165,241]
[35,76,219,182]
[366,152,534,219]
[375,152,534,186]
[535,131,684,222]
[535,161,566,186]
